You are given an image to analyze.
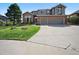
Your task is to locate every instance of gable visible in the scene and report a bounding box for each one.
[55,4,66,8]
[23,12,32,16]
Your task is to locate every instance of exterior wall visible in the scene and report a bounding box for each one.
[51,7,65,15]
[23,13,33,24]
[37,10,42,15]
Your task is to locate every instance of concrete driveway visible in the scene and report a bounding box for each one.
[0,25,79,54]
[28,25,79,54]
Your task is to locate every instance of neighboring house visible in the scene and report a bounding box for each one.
[66,10,79,24]
[69,10,79,17]
[0,14,8,25]
[23,4,67,25]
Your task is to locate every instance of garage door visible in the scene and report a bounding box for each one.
[48,17,64,25]
[37,16,65,25]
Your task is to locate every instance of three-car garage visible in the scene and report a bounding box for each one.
[36,15,66,25]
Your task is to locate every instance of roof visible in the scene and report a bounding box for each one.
[31,11,37,13]
[70,10,79,15]
[23,12,33,15]
[56,4,66,8]
[73,10,79,14]
[31,8,50,14]
[0,15,7,19]
[0,14,7,20]
[51,4,66,9]
[38,9,50,11]
[0,14,8,23]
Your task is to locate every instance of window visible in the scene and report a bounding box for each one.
[55,8,58,15]
[46,10,50,15]
[58,8,62,15]
[52,9,54,15]
[47,10,49,13]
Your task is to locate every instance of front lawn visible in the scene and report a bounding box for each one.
[0,25,40,41]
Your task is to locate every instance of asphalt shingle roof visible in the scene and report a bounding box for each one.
[74,10,79,14]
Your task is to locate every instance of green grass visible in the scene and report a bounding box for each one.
[0,25,40,41]
[0,26,10,30]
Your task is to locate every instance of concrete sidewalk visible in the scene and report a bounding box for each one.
[0,40,79,55]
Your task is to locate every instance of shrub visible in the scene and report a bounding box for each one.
[69,16,79,25]
[0,21,3,26]
[21,27,27,30]
[10,26,16,30]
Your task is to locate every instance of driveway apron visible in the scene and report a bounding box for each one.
[28,25,71,49]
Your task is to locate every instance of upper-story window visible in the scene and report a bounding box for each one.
[55,8,58,15]
[47,10,49,13]
[46,10,50,15]
[58,8,62,15]
[52,9,55,15]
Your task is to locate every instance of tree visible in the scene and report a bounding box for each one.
[5,3,22,25]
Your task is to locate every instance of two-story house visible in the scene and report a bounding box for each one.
[23,4,67,25]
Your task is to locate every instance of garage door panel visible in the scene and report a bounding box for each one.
[48,19,63,24]
[48,17,64,25]
[40,17,47,25]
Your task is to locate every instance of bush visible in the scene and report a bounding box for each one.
[21,27,27,30]
[0,21,3,26]
[69,16,79,25]
[10,26,16,30]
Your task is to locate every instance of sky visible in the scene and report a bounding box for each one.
[0,3,79,16]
